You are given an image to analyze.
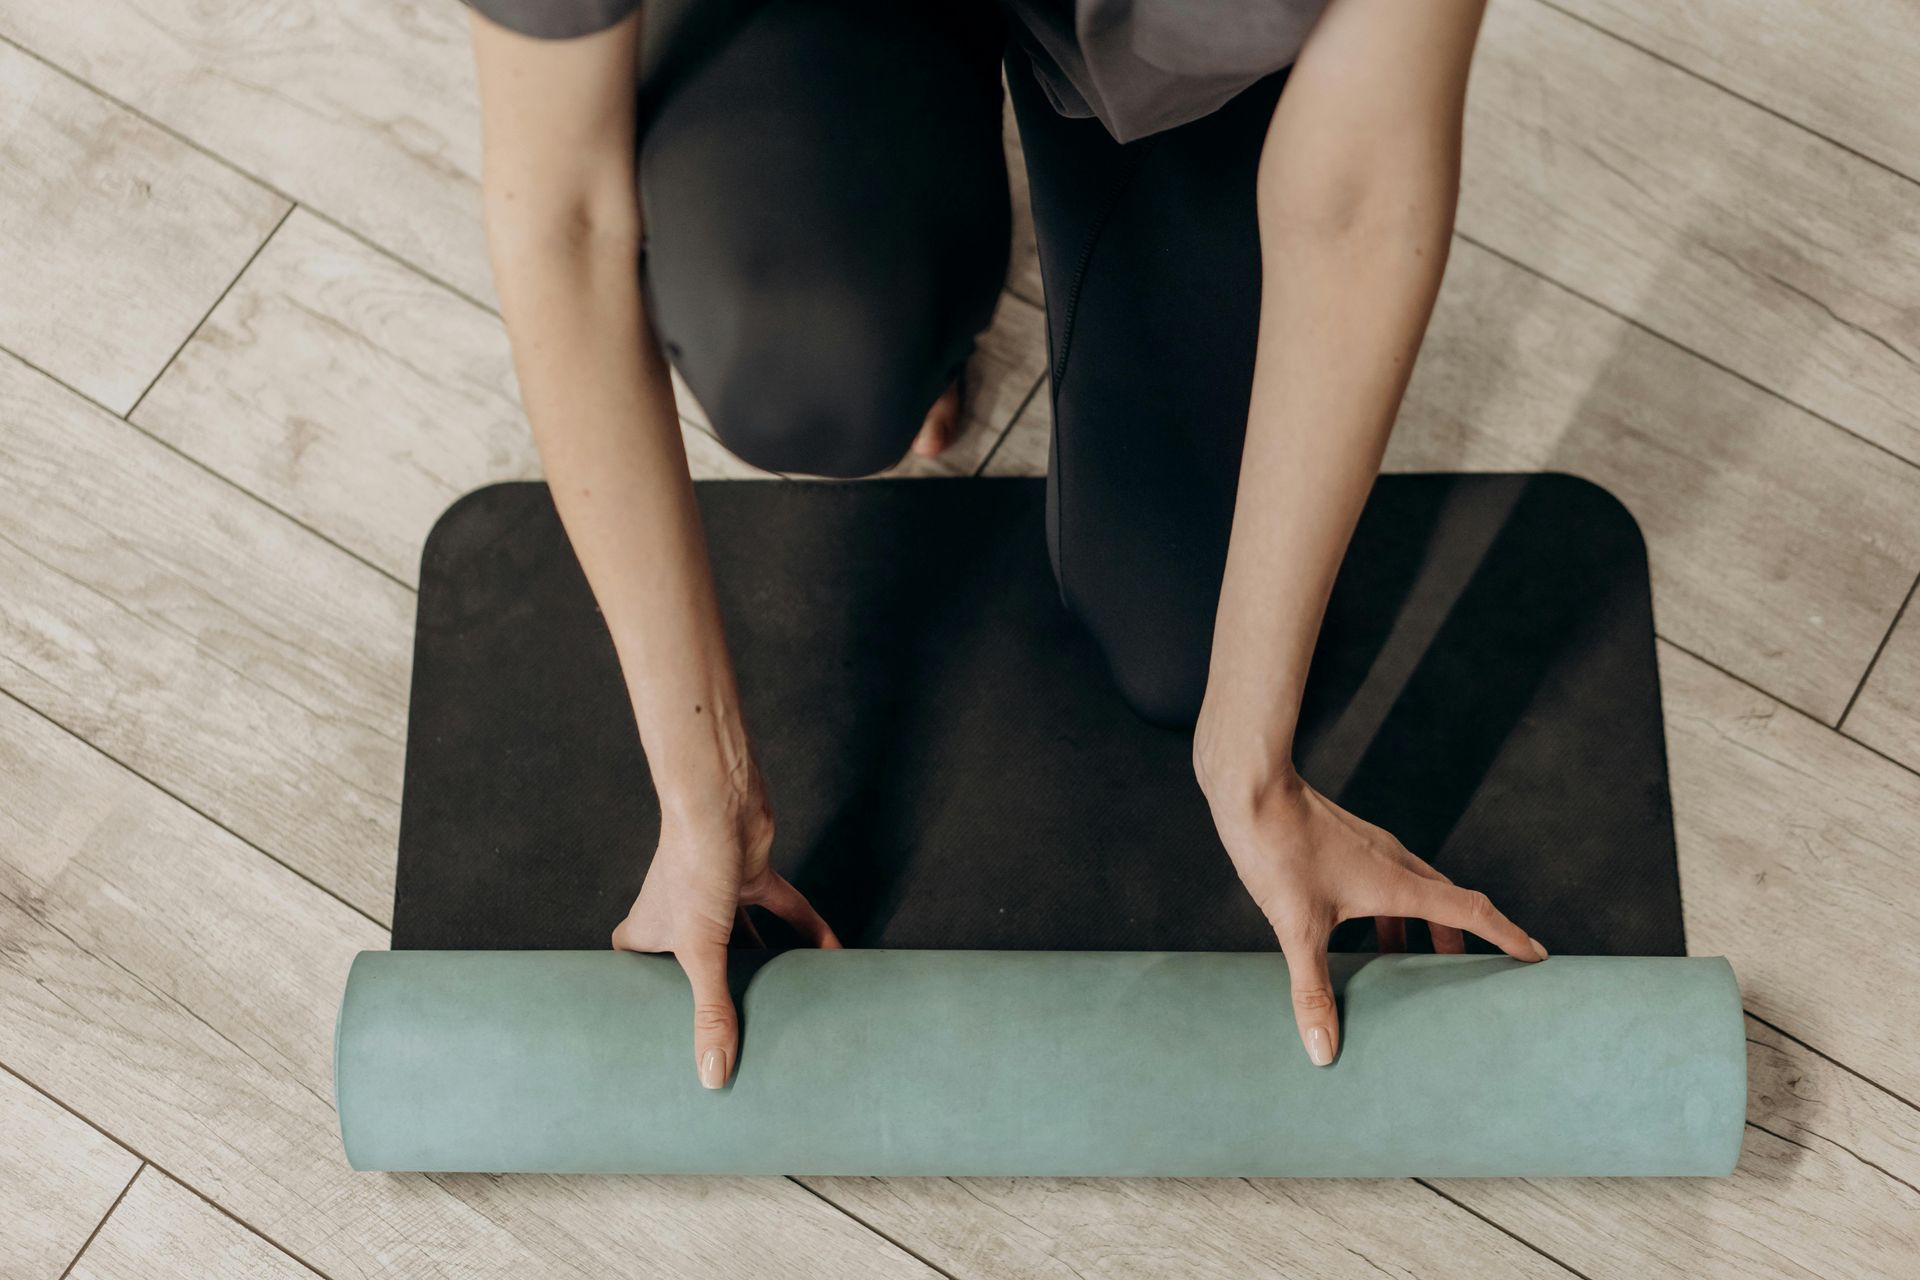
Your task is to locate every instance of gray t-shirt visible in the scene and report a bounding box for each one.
[464,0,1323,143]
[1005,0,1324,142]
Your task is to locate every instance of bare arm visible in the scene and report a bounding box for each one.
[471,12,834,1091]
[1194,0,1544,1065]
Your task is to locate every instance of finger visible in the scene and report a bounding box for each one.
[1374,916,1407,953]
[1277,930,1340,1067]
[1380,851,1469,954]
[749,873,843,949]
[1401,878,1546,962]
[678,942,738,1090]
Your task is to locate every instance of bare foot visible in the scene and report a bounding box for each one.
[910,380,962,458]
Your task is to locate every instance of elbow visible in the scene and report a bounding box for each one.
[1256,146,1460,249]
[483,183,642,268]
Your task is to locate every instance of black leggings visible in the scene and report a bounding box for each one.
[640,0,1284,726]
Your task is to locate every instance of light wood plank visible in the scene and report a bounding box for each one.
[1389,239,1920,721]
[0,693,935,1279]
[1553,0,1920,182]
[1842,588,1920,772]
[0,0,494,303]
[990,240,1920,720]
[0,1069,138,1280]
[1433,1017,1920,1280]
[0,42,286,411]
[130,209,538,585]
[0,350,409,919]
[802,1175,1569,1279]
[1653,643,1920,1099]
[1463,0,1920,465]
[70,1167,318,1280]
[675,291,1048,480]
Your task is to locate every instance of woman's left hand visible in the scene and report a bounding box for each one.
[1195,750,1547,1068]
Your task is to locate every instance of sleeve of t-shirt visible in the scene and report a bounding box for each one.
[462,0,638,40]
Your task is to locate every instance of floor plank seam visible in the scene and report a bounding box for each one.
[1412,1178,1594,1280]
[1655,636,1920,779]
[0,334,414,593]
[1452,229,1920,477]
[99,418,412,593]
[123,203,297,421]
[971,373,1048,477]
[0,31,306,221]
[1,341,142,421]
[1531,0,1920,192]
[0,28,500,323]
[55,1159,143,1280]
[1837,568,1920,729]
[0,687,392,935]
[786,1180,963,1280]
[0,1061,338,1280]
[1745,1014,1920,1116]
[278,202,501,320]
[1747,1119,1920,1201]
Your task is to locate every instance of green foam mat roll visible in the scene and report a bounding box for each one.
[334,949,1745,1177]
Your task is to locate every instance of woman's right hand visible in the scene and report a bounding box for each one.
[611,762,840,1089]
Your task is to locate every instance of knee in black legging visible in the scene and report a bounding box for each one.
[1058,558,1220,729]
[1097,619,1213,729]
[686,277,962,479]
[635,0,1008,478]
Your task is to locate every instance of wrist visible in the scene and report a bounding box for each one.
[1192,697,1301,825]
[656,765,761,831]
[634,693,761,829]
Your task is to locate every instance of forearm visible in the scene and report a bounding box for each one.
[469,13,752,821]
[494,235,750,819]
[1196,0,1486,795]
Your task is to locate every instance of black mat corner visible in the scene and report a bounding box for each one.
[393,474,1683,957]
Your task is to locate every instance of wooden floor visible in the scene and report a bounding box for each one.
[3,1,1918,1276]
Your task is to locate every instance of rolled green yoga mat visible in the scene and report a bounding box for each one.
[334,949,1745,1177]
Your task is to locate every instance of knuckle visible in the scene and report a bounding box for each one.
[1464,889,1495,921]
[1292,985,1336,1014]
[693,1003,735,1035]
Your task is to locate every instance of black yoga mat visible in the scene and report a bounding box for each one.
[392,474,1684,957]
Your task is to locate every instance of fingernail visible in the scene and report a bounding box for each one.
[700,1048,727,1090]
[1531,938,1550,962]
[1307,1027,1333,1067]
